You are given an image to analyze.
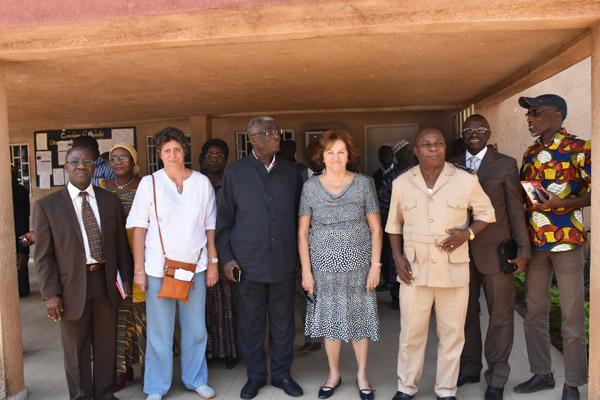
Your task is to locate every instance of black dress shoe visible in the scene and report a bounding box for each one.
[391,391,414,400]
[240,379,266,399]
[562,385,580,400]
[272,377,303,397]
[457,372,480,387]
[436,397,457,400]
[318,377,342,399]
[485,386,503,400]
[513,374,555,394]
[225,356,239,369]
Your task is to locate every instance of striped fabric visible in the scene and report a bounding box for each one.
[93,157,116,186]
[116,298,147,372]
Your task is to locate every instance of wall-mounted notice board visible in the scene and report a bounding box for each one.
[34,127,136,188]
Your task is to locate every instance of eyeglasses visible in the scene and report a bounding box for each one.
[251,128,283,137]
[525,108,555,118]
[65,160,94,167]
[204,154,225,159]
[462,127,489,135]
[109,156,133,163]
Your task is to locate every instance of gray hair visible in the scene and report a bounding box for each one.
[247,116,274,136]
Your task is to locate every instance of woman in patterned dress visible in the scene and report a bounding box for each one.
[99,143,143,391]
[298,130,382,400]
[199,139,240,369]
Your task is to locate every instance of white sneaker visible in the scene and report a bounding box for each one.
[146,395,162,400]
[194,384,215,399]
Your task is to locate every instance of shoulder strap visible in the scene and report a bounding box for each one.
[152,174,167,257]
[152,174,203,263]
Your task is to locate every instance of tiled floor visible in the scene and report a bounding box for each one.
[19,266,587,399]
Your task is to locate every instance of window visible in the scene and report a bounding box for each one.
[235,129,295,160]
[10,143,31,195]
[146,135,192,174]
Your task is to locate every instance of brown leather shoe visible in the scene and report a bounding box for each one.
[299,342,322,352]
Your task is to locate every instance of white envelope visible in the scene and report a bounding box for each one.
[173,268,195,281]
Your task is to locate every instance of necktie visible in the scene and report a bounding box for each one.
[80,191,104,263]
[468,155,480,173]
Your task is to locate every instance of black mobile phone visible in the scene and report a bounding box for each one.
[537,189,550,201]
[232,267,242,282]
[302,288,316,303]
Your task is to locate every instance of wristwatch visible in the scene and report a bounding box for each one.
[208,257,219,263]
[467,227,475,240]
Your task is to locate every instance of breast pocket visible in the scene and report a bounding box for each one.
[447,198,468,225]
[400,199,418,225]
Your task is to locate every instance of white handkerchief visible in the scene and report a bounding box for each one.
[173,269,195,282]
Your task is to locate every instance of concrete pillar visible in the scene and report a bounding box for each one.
[189,115,212,172]
[0,63,27,399]
[589,23,600,399]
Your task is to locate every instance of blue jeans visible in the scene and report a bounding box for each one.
[144,273,208,395]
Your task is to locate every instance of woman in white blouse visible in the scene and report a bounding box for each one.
[127,127,218,400]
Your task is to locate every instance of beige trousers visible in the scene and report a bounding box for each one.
[397,284,469,397]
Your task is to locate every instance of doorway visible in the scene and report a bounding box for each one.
[364,124,418,177]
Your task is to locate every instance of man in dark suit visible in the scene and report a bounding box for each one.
[216,116,304,400]
[450,114,530,400]
[34,146,133,400]
[372,145,394,194]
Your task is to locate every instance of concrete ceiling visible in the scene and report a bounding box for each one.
[1,0,598,129]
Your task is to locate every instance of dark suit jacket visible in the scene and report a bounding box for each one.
[215,155,303,283]
[373,168,384,194]
[450,150,530,274]
[34,186,133,320]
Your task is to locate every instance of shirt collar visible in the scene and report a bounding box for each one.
[67,181,95,201]
[534,128,567,146]
[382,163,394,175]
[465,145,488,162]
[252,149,276,171]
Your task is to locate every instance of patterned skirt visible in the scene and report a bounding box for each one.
[116,297,147,372]
[205,265,239,359]
[305,265,380,342]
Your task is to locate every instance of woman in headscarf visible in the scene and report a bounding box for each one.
[100,143,145,391]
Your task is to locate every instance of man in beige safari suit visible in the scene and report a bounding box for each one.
[386,128,495,400]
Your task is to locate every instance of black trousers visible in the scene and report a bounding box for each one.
[236,277,296,381]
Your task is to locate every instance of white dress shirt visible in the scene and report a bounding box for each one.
[67,182,102,264]
[465,146,488,171]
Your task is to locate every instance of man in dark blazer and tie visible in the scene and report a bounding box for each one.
[34,146,133,400]
[450,114,530,400]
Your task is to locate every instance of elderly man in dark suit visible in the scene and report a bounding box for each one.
[34,146,133,400]
[450,114,530,400]
[216,116,304,400]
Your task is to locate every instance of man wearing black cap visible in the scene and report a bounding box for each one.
[515,94,590,400]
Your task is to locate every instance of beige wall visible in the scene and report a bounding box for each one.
[480,57,592,164]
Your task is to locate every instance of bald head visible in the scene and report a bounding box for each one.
[463,114,490,130]
[415,128,445,145]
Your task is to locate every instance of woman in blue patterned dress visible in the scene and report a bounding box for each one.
[298,130,382,400]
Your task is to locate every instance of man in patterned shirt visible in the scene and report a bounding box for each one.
[514,94,590,400]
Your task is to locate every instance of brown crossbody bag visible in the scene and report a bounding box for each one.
[152,175,201,303]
